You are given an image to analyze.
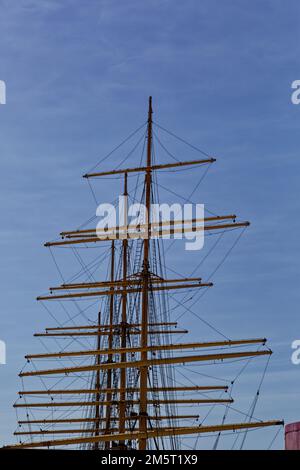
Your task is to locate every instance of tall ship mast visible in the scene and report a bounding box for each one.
[8,98,283,450]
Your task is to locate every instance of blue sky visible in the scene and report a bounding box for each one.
[0,0,300,449]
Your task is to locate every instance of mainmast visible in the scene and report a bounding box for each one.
[139,96,153,450]
[119,173,128,448]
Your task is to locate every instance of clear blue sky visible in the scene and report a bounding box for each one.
[0,0,300,449]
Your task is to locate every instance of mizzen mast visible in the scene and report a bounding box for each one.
[139,96,153,450]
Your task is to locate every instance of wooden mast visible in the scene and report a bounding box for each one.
[9,97,283,451]
[93,310,102,449]
[139,96,153,450]
[104,240,115,447]
[119,172,128,448]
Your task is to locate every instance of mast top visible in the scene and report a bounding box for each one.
[148,96,153,122]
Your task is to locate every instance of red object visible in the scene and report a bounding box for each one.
[285,422,300,450]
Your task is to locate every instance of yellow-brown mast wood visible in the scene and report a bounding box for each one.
[8,99,283,451]
[104,240,115,446]
[33,329,188,337]
[44,222,249,247]
[60,215,236,237]
[119,172,128,448]
[82,157,216,179]
[14,398,234,408]
[15,429,118,436]
[37,282,213,301]
[18,415,200,424]
[5,420,284,448]
[45,322,178,330]
[139,96,153,450]
[20,350,272,377]
[18,385,228,395]
[94,310,101,449]
[25,338,267,359]
[50,278,201,291]
[15,426,203,436]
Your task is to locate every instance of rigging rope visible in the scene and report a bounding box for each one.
[86,122,147,173]
[153,121,211,158]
